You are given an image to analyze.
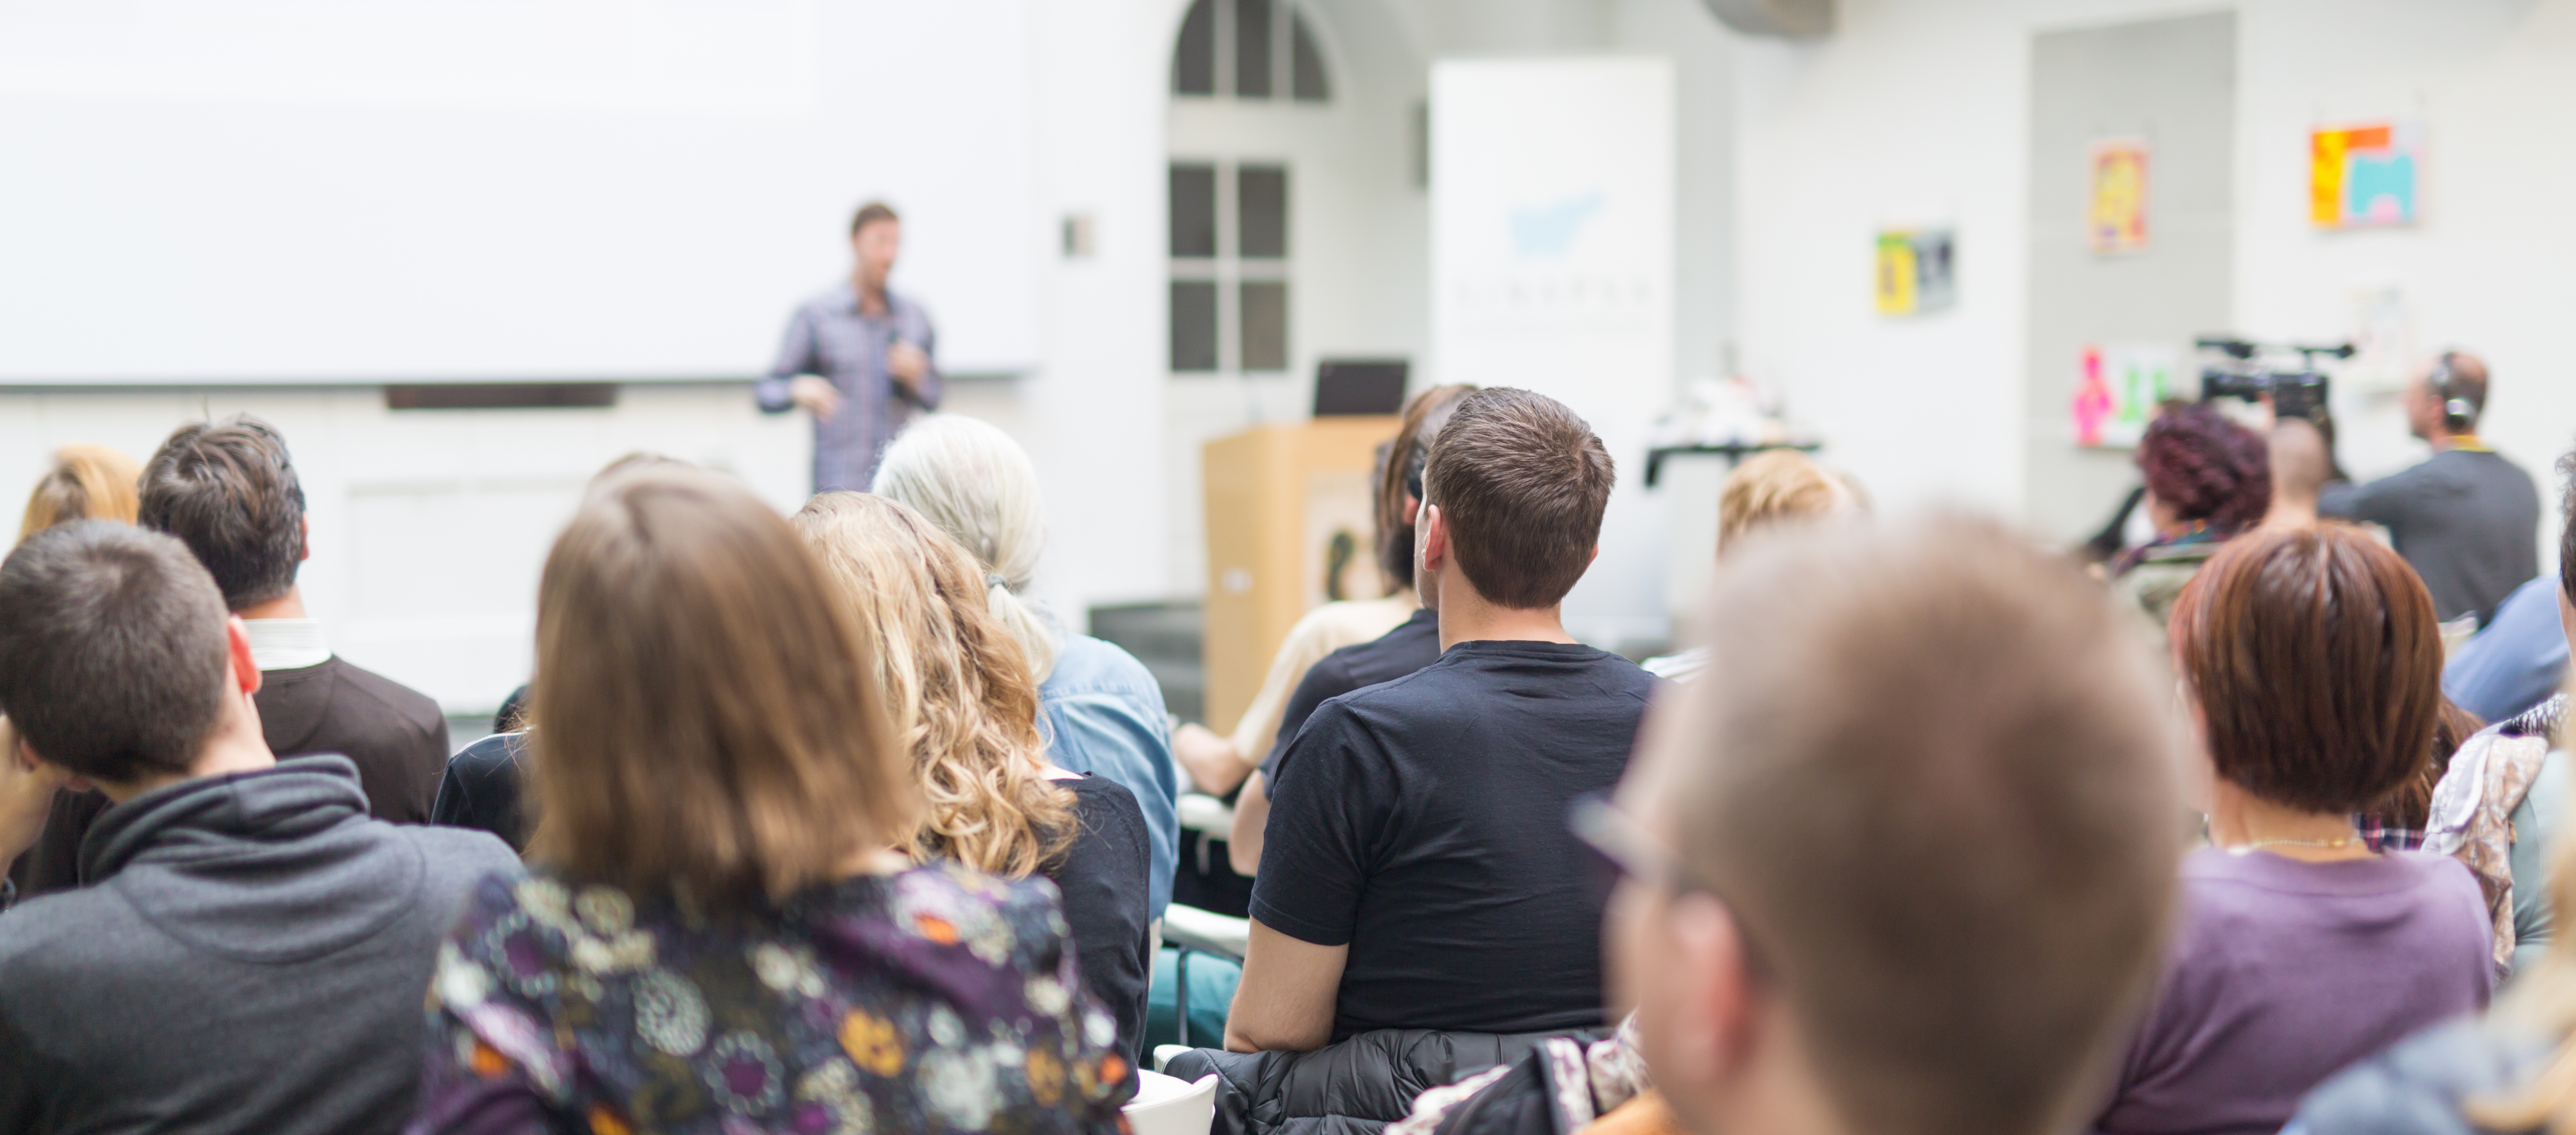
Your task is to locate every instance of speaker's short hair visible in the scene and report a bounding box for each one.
[1421,388,1614,609]
[851,201,901,236]
[138,415,306,611]
[0,521,233,783]
[1665,514,2182,1135]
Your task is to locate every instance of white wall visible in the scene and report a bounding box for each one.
[0,384,811,713]
[2236,0,2576,575]
[1733,0,2576,581]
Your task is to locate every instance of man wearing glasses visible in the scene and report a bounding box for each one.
[1595,515,2185,1135]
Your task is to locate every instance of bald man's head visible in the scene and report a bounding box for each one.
[2262,419,2330,529]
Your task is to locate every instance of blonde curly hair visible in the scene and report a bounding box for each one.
[791,492,1076,878]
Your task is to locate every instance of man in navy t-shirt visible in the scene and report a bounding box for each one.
[1224,388,1651,1050]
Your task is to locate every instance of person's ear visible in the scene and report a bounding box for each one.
[1588,544,1600,566]
[298,515,312,563]
[1402,494,1422,527]
[13,732,88,792]
[1419,504,1448,573]
[226,616,264,699]
[1669,894,1767,1083]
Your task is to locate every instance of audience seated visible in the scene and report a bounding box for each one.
[5,443,143,899]
[1174,383,1474,802]
[792,490,1153,1063]
[1225,384,1475,875]
[2444,574,2570,725]
[1170,389,1648,1135]
[1640,448,1861,681]
[2418,464,2576,980]
[13,417,452,900]
[2093,524,2494,1135]
[406,467,1134,1135]
[873,414,1182,917]
[0,521,519,1133]
[2289,742,2576,1134]
[1593,514,2185,1135]
[2110,402,2271,628]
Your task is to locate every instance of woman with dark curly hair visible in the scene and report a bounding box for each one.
[2112,402,2272,627]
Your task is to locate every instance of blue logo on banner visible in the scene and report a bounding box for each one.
[1510,193,1604,258]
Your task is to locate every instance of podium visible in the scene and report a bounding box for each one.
[1200,416,1402,734]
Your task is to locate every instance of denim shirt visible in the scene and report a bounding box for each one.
[1041,633,1178,918]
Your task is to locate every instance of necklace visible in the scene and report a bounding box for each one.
[2226,834,2360,855]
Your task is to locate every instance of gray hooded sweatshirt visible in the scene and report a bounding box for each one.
[0,756,520,1134]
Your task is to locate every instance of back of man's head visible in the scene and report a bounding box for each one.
[2428,351,2489,431]
[2268,418,2331,506]
[1420,388,1614,609]
[0,521,232,784]
[1650,514,2182,1135]
[138,415,306,611]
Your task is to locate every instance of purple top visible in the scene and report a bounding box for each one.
[2092,847,2493,1135]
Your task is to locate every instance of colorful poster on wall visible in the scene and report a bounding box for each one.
[2311,121,2422,228]
[2073,341,2179,448]
[2089,139,2151,254]
[1874,228,1955,317]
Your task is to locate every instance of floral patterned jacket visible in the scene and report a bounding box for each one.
[406,864,1137,1135]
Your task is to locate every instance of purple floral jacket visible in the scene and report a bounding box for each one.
[406,864,1136,1135]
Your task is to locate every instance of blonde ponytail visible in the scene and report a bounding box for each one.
[873,415,1060,684]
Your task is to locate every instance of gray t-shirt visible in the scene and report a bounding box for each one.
[2320,448,2540,626]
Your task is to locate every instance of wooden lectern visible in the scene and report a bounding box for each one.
[1201,416,1402,735]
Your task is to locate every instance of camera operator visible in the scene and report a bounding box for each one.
[2320,351,2539,629]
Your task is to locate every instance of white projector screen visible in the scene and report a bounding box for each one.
[0,0,1040,383]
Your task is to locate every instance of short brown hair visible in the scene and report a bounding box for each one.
[18,445,143,543]
[1420,388,1614,608]
[1376,384,1478,590]
[1662,514,2182,1135]
[138,416,305,611]
[851,201,901,236]
[0,522,232,784]
[525,468,916,904]
[2171,524,2442,812]
[1717,450,1857,553]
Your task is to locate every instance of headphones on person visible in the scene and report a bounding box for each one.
[2430,351,2479,433]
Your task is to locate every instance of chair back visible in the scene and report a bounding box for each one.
[1125,1070,1220,1135]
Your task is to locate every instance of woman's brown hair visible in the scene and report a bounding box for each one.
[18,445,142,543]
[524,468,914,904]
[2169,523,2443,813]
[1376,384,1478,591]
[789,492,1076,878]
[2367,697,2485,832]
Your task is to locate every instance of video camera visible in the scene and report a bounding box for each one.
[2195,337,2353,425]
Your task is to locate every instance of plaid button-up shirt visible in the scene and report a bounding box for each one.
[755,281,942,493]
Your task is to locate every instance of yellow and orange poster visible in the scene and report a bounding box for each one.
[2312,121,2421,228]
[2089,140,2150,254]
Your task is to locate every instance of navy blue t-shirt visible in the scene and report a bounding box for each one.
[1251,639,1652,1040]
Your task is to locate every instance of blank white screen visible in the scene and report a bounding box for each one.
[0,0,1039,382]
